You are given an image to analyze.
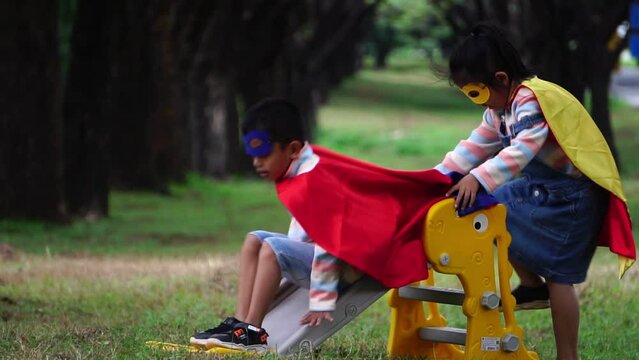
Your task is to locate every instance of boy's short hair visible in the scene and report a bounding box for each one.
[241,98,307,144]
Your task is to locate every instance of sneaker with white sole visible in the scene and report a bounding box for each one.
[207,322,269,352]
[190,316,241,348]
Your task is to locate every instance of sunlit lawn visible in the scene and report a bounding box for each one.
[2,59,639,359]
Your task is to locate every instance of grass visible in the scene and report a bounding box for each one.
[0,175,290,257]
[318,63,477,170]
[2,58,639,359]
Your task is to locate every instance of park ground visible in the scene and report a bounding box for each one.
[1,59,639,359]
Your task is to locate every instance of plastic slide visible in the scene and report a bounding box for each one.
[262,276,388,356]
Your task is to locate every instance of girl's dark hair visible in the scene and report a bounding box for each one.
[241,98,307,144]
[449,23,533,86]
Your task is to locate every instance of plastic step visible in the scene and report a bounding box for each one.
[419,326,467,345]
[398,285,465,305]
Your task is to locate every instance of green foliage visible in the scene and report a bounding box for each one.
[375,0,431,45]
[368,0,452,64]
[2,59,639,359]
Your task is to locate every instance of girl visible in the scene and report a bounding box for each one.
[435,23,635,360]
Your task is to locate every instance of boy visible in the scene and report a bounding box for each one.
[190,98,361,352]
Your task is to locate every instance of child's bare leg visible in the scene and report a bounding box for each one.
[243,242,282,327]
[511,259,544,287]
[546,280,579,360]
[235,234,262,321]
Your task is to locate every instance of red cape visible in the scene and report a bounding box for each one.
[276,145,451,288]
[598,195,635,259]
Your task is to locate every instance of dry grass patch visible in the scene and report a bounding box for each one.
[0,252,238,284]
[0,243,23,261]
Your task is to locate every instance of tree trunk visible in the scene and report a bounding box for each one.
[0,1,66,220]
[589,67,619,163]
[202,74,244,177]
[148,0,188,184]
[180,1,248,177]
[108,1,155,190]
[584,0,630,167]
[109,1,187,191]
[63,0,110,219]
[171,0,218,173]
[371,24,395,70]
[515,0,623,162]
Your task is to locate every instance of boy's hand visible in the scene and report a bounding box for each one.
[300,311,334,327]
[446,174,480,210]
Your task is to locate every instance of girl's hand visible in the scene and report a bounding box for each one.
[300,311,334,327]
[446,174,480,210]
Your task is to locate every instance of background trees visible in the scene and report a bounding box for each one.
[371,0,632,165]
[1,0,377,220]
[1,1,66,220]
[1,0,635,222]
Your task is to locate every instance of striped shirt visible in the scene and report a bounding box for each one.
[435,85,581,192]
[285,143,319,242]
[285,144,362,312]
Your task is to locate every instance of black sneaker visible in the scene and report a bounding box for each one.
[207,322,269,352]
[190,316,241,348]
[512,284,550,310]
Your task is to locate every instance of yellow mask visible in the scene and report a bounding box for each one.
[460,83,490,105]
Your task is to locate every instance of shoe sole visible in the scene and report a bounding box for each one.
[499,300,550,312]
[189,337,209,348]
[514,300,550,311]
[205,338,268,352]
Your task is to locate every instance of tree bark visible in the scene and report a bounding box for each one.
[181,0,253,177]
[171,0,218,173]
[148,0,188,184]
[586,0,630,167]
[0,1,66,220]
[108,1,155,190]
[109,0,187,191]
[63,0,110,219]
[202,74,243,177]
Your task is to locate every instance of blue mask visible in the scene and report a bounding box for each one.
[243,130,273,157]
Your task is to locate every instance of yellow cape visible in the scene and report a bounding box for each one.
[522,77,635,278]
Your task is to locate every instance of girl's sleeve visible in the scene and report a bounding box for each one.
[470,94,549,192]
[434,110,502,175]
[308,244,340,312]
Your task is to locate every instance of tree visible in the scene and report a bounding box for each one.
[63,0,110,218]
[0,1,66,220]
[513,0,630,165]
[172,0,253,178]
[107,1,187,191]
[1,0,379,221]
[173,0,379,177]
[367,0,435,68]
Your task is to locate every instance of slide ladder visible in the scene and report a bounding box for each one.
[388,198,538,359]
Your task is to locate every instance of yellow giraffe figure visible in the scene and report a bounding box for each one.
[388,198,539,359]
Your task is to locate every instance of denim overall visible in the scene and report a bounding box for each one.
[492,113,608,284]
